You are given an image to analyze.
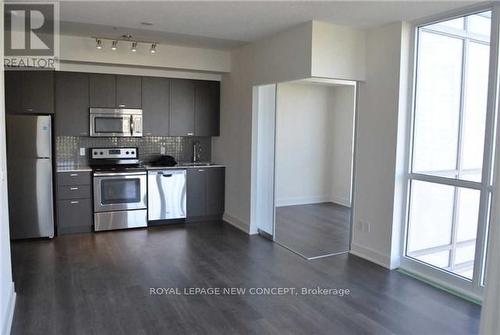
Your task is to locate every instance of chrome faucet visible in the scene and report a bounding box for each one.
[193,141,202,163]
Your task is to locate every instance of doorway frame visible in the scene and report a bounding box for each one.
[250,78,360,260]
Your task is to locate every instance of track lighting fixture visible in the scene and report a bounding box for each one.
[92,36,159,55]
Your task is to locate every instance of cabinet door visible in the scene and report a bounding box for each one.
[55,72,89,136]
[5,71,22,114]
[57,199,93,234]
[187,168,206,218]
[116,75,142,108]
[22,71,54,114]
[206,167,225,216]
[195,81,220,136]
[56,171,91,186]
[142,77,170,136]
[89,74,115,107]
[170,79,195,136]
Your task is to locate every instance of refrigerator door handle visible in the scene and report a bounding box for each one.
[36,157,51,159]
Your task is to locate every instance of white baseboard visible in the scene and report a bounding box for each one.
[350,243,392,269]
[329,195,351,208]
[276,195,330,207]
[1,282,16,335]
[222,213,257,235]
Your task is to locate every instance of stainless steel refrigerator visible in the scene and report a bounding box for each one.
[6,115,54,239]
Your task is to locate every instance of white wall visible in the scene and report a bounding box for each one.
[350,22,409,269]
[213,22,317,234]
[311,21,366,81]
[59,62,222,81]
[59,34,231,74]
[1,1,16,333]
[274,82,354,207]
[214,21,366,234]
[275,83,333,206]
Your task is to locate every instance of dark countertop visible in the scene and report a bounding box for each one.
[56,165,93,173]
[56,163,225,172]
[145,163,225,170]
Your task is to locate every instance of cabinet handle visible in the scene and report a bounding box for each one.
[198,169,205,172]
[187,132,194,136]
[25,108,33,112]
[70,173,78,177]
[118,104,126,108]
[70,187,78,190]
[70,201,79,204]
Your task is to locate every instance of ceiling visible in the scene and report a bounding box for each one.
[9,1,482,49]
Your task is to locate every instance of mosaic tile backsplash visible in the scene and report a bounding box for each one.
[56,136,212,168]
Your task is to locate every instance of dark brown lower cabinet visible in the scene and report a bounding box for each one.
[57,199,92,235]
[206,168,225,216]
[187,167,225,220]
[56,171,93,234]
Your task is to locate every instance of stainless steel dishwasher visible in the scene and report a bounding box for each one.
[147,169,187,221]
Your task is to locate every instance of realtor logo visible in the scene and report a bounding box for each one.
[4,2,59,69]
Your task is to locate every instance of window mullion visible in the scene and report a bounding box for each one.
[449,31,469,272]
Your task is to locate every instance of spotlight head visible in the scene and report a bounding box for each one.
[131,42,137,52]
[96,39,103,50]
[111,40,118,51]
[150,42,157,54]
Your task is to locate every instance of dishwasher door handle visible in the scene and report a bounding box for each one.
[161,173,173,177]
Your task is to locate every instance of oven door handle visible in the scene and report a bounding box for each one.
[130,116,134,135]
[93,171,146,177]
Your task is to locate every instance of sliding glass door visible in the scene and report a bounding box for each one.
[403,8,498,299]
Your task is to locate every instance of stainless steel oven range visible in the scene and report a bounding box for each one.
[90,147,147,231]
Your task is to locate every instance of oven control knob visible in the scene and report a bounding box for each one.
[131,151,135,154]
[100,151,104,155]
[126,151,129,155]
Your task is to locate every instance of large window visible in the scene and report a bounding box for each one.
[405,10,495,295]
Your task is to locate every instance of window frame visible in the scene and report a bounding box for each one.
[400,4,500,302]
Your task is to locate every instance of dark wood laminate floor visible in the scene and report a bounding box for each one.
[11,221,480,335]
[276,202,351,258]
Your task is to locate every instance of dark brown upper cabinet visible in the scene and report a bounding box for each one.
[89,74,142,108]
[170,79,195,136]
[5,71,22,114]
[55,72,90,136]
[142,77,170,136]
[89,74,115,108]
[116,75,142,108]
[5,71,54,114]
[195,81,220,137]
[169,79,220,137]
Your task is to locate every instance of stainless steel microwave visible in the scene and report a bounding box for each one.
[89,108,143,137]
